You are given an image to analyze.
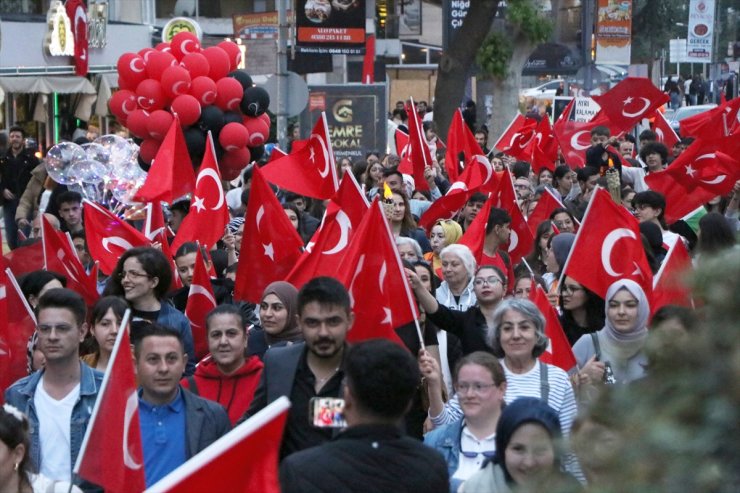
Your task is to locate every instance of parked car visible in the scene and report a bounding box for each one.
[520,79,565,100]
[669,104,717,135]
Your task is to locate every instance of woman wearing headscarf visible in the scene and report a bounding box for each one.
[462,397,581,493]
[425,219,464,278]
[247,281,303,360]
[573,279,650,388]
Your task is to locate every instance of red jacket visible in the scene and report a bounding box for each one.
[181,356,264,425]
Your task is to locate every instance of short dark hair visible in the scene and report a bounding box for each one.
[382,166,403,182]
[205,304,245,333]
[170,199,190,215]
[37,288,87,326]
[639,141,668,163]
[639,129,657,142]
[553,164,571,182]
[467,192,487,205]
[56,190,82,209]
[133,323,184,359]
[591,126,610,138]
[345,339,420,420]
[19,270,67,302]
[485,207,511,235]
[109,247,173,300]
[632,190,667,226]
[174,241,207,260]
[576,166,600,183]
[91,296,128,325]
[511,161,531,179]
[9,125,25,137]
[297,277,351,316]
[651,305,698,332]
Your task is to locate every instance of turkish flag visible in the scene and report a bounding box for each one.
[458,193,494,266]
[527,187,565,234]
[333,199,417,345]
[679,97,740,139]
[143,202,180,291]
[591,77,669,134]
[529,283,576,372]
[553,100,612,168]
[397,98,432,191]
[65,0,89,76]
[3,241,44,278]
[444,109,485,182]
[493,114,538,161]
[495,173,533,265]
[362,34,375,84]
[134,115,196,205]
[285,173,369,290]
[184,247,217,361]
[561,188,653,299]
[269,146,288,161]
[394,128,409,158]
[0,268,36,403]
[145,397,290,493]
[74,313,146,493]
[652,110,680,149]
[651,239,693,315]
[84,200,152,275]
[41,215,99,307]
[234,167,304,303]
[418,155,497,231]
[261,113,339,199]
[172,133,230,253]
[530,116,558,173]
[644,135,740,223]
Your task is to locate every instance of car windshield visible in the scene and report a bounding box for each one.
[673,107,715,122]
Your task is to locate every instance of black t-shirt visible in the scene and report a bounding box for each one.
[130,307,161,344]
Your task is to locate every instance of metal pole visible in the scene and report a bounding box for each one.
[582,0,595,93]
[277,0,288,150]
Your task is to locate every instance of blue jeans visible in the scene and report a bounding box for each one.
[2,198,20,250]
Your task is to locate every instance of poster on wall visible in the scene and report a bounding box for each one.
[686,0,714,63]
[399,0,422,37]
[295,0,366,54]
[594,0,632,65]
[300,84,386,160]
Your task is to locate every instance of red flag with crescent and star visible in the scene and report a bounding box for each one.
[591,77,669,135]
[553,100,612,168]
[561,188,653,299]
[332,199,417,345]
[529,283,576,372]
[171,133,230,253]
[285,172,369,290]
[652,109,680,150]
[0,268,37,403]
[234,166,304,303]
[261,113,339,200]
[444,109,485,182]
[74,312,146,493]
[185,246,217,361]
[493,114,538,161]
[65,0,89,76]
[526,187,566,235]
[651,239,694,315]
[397,97,432,191]
[84,200,152,275]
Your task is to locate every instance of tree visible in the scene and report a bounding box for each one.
[432,0,501,143]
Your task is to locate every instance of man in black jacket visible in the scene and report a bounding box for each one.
[279,339,449,493]
[0,125,38,249]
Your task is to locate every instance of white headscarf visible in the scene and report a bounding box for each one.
[601,279,650,360]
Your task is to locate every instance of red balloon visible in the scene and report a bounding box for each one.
[215,77,243,111]
[202,47,231,81]
[189,76,217,106]
[221,147,251,171]
[139,139,161,164]
[218,41,242,71]
[219,123,250,151]
[155,42,172,53]
[171,32,202,60]
[147,110,174,140]
[136,79,167,111]
[126,109,151,139]
[170,94,201,126]
[219,164,242,181]
[180,52,210,79]
[161,65,192,99]
[117,53,147,89]
[146,50,177,80]
[109,90,138,122]
[243,117,270,146]
[258,112,271,127]
[138,48,157,63]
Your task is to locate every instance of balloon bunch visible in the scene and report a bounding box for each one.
[45,135,147,205]
[109,32,271,180]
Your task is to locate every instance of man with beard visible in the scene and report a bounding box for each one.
[242,276,354,459]
[1,126,38,249]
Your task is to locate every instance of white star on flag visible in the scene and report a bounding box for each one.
[684,164,697,178]
[192,196,206,212]
[263,243,275,260]
[623,96,633,105]
[309,147,315,162]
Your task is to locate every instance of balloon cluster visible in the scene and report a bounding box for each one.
[45,135,147,205]
[110,32,271,180]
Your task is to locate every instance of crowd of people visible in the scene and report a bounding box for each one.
[1,87,739,493]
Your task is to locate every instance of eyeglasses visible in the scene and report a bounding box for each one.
[514,184,531,190]
[473,277,503,287]
[454,382,497,394]
[460,450,497,459]
[117,270,152,281]
[561,285,583,295]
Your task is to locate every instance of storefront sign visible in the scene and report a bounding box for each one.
[162,17,202,43]
[46,1,75,56]
[686,0,714,63]
[295,0,366,55]
[232,11,295,39]
[300,84,386,160]
[442,0,469,50]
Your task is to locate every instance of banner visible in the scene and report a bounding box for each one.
[300,84,386,160]
[442,0,470,50]
[295,0,365,55]
[232,12,292,39]
[686,0,715,63]
[595,0,632,65]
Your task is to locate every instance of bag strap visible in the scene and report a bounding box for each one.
[539,360,549,406]
[590,333,601,361]
[186,375,199,396]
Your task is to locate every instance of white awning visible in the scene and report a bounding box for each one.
[0,76,97,94]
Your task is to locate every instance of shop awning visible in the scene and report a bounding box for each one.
[0,76,96,94]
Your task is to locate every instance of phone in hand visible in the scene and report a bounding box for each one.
[309,397,346,428]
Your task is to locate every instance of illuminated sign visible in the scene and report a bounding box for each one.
[46,1,75,56]
[163,17,203,42]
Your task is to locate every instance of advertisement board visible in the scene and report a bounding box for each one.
[686,0,715,63]
[594,0,632,65]
[295,0,365,55]
[300,84,386,160]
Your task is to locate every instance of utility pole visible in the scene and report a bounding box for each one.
[581,0,595,93]
[277,0,288,150]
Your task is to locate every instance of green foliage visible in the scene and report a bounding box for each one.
[506,0,552,44]
[476,32,513,79]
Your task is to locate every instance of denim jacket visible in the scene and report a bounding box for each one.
[423,419,465,493]
[157,301,196,376]
[4,362,103,488]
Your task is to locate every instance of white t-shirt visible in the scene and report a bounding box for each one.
[34,378,80,482]
[453,424,496,482]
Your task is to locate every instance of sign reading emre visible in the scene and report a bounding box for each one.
[295,0,365,55]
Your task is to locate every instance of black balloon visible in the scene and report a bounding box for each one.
[248,144,265,162]
[228,70,253,91]
[184,126,207,158]
[223,111,243,125]
[199,105,225,133]
[240,86,270,117]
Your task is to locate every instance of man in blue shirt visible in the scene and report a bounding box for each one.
[134,323,230,487]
